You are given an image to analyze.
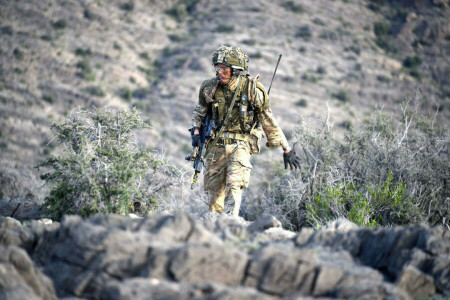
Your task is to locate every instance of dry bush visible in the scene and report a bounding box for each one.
[0,160,48,204]
[259,95,449,230]
[39,107,185,220]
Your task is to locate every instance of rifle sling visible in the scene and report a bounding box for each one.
[203,75,243,159]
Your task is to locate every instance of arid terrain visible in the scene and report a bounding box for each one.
[0,0,449,208]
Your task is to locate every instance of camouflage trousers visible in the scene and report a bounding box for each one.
[204,141,252,216]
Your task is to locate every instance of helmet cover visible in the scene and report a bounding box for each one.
[212,45,248,71]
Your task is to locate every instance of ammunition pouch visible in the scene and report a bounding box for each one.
[248,127,263,155]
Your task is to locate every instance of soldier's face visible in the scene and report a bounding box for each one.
[215,63,232,84]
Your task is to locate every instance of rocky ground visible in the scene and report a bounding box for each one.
[0,213,449,299]
[0,0,449,205]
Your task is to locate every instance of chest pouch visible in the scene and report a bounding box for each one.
[239,93,253,133]
[213,87,227,124]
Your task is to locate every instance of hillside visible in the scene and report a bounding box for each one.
[0,0,449,204]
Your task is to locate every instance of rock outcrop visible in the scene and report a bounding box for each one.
[0,213,448,300]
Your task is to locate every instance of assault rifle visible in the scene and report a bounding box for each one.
[185,114,216,189]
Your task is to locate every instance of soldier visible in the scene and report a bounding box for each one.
[189,45,300,216]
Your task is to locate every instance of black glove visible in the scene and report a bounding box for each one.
[191,127,201,147]
[283,150,301,170]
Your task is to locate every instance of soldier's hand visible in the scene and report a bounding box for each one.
[283,150,301,170]
[191,127,201,147]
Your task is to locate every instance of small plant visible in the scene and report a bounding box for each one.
[249,52,263,59]
[52,19,67,30]
[402,56,423,80]
[296,25,312,41]
[39,107,183,220]
[40,34,53,42]
[84,85,105,97]
[259,96,449,230]
[302,73,320,83]
[13,48,24,61]
[84,8,94,20]
[296,99,308,107]
[403,56,422,68]
[332,89,351,102]
[373,20,397,53]
[1,25,13,35]
[42,95,54,104]
[313,18,325,26]
[75,48,92,56]
[241,39,256,46]
[119,1,134,11]
[374,21,390,37]
[376,75,390,83]
[168,34,188,42]
[316,66,326,74]
[281,1,305,13]
[214,24,234,33]
[132,87,150,99]
[165,0,199,22]
[76,59,95,81]
[118,87,132,101]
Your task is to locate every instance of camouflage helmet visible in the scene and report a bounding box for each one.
[212,45,249,71]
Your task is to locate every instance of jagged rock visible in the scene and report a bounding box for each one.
[0,216,35,251]
[323,218,358,232]
[247,215,282,233]
[169,243,248,285]
[99,278,274,300]
[0,245,57,300]
[1,213,448,299]
[253,227,297,242]
[200,212,249,241]
[0,198,41,221]
[397,266,435,299]
[294,223,450,295]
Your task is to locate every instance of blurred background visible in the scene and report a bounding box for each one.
[0,0,448,218]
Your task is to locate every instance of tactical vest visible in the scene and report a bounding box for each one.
[211,75,268,134]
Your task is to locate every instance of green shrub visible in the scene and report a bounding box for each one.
[119,2,134,11]
[166,0,199,22]
[84,8,94,20]
[259,98,449,230]
[242,39,256,46]
[168,34,188,42]
[301,73,320,83]
[76,59,95,81]
[1,25,13,35]
[84,85,105,97]
[118,87,132,101]
[281,1,305,13]
[374,21,390,37]
[296,99,308,107]
[296,25,312,41]
[313,18,325,26]
[332,89,351,102]
[75,48,92,56]
[316,66,326,74]
[13,48,24,60]
[42,94,54,104]
[41,34,53,41]
[403,56,422,68]
[39,107,183,220]
[132,87,150,99]
[214,24,234,33]
[52,19,67,30]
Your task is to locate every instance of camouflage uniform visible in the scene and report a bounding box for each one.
[189,46,289,216]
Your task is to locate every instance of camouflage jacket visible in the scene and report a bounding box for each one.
[190,76,288,149]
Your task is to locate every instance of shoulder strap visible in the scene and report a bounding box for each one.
[203,75,243,159]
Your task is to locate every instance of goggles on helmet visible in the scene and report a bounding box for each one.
[214,65,231,73]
